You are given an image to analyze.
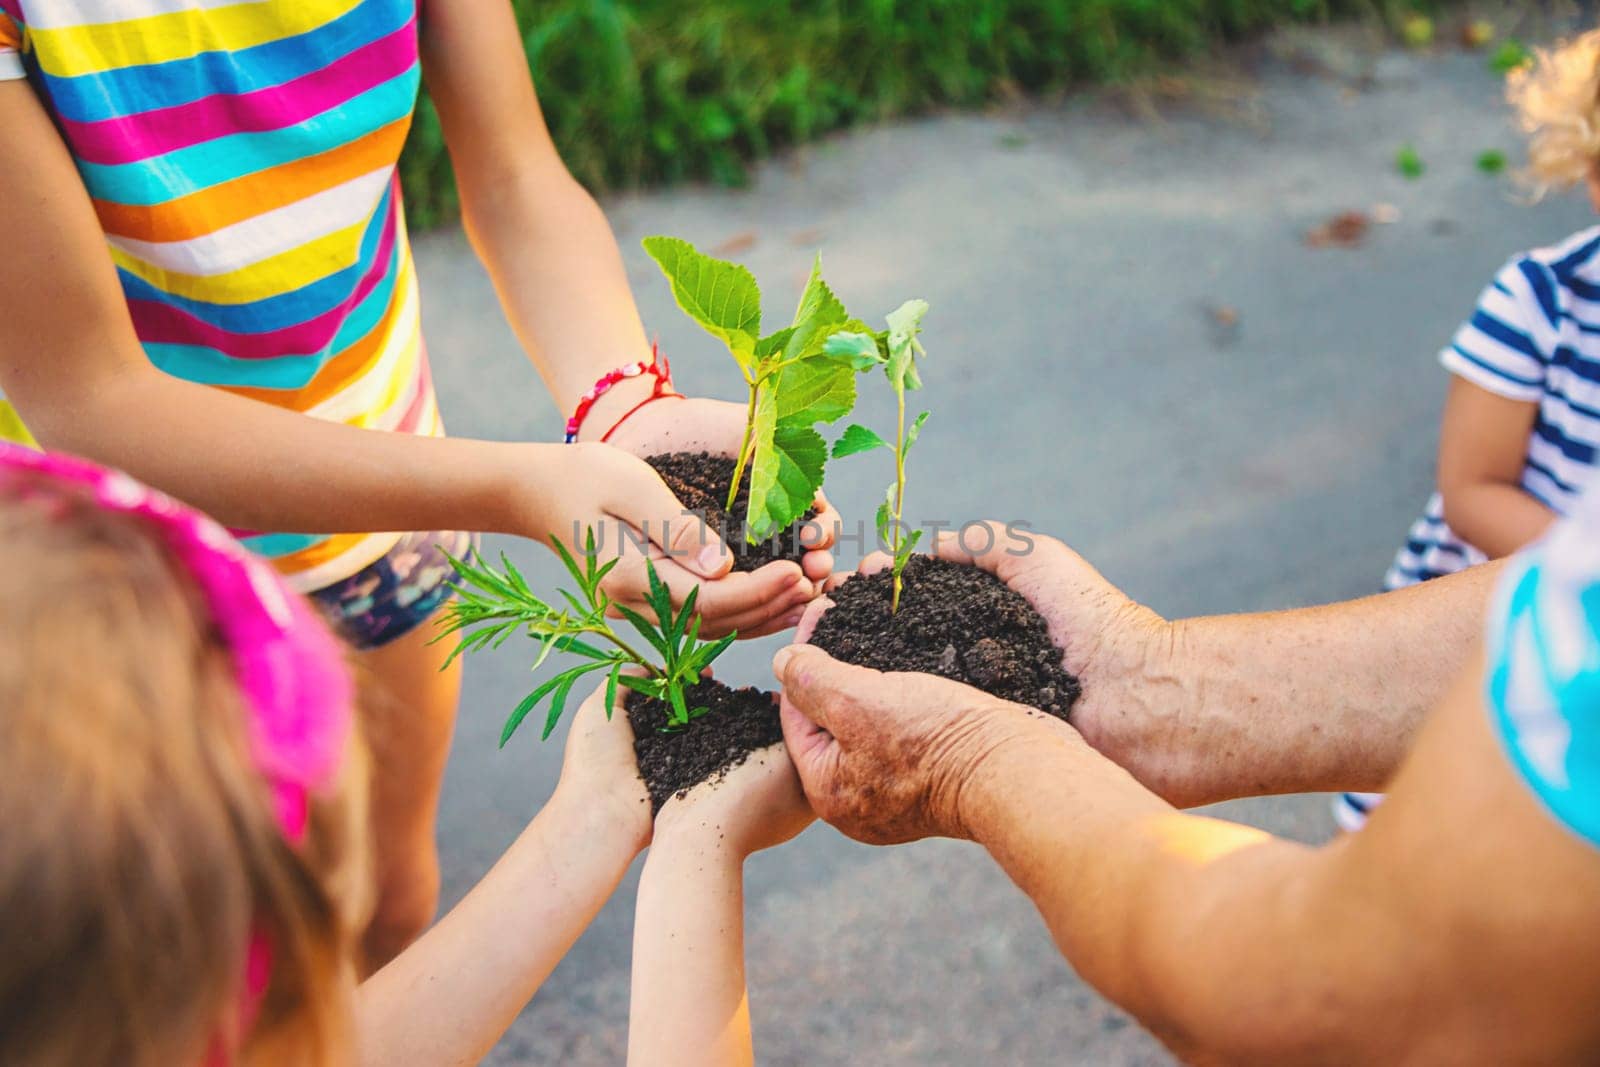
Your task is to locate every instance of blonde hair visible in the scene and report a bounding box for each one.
[1508,29,1600,196]
[0,473,370,1067]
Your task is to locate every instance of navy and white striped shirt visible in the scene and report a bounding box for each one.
[1387,226,1600,590]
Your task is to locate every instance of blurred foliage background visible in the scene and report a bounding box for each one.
[399,0,1451,228]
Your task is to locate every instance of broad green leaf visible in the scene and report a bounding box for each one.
[782,258,851,362]
[746,420,828,542]
[832,423,891,459]
[822,330,886,370]
[775,352,857,427]
[755,327,798,363]
[642,236,762,371]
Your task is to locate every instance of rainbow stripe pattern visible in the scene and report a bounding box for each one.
[0,0,436,592]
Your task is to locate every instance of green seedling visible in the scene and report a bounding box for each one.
[1490,39,1532,76]
[1397,144,1426,180]
[1477,149,1508,175]
[437,529,735,744]
[827,299,931,614]
[643,236,880,543]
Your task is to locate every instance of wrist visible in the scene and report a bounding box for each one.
[497,441,585,543]
[648,818,747,869]
[549,777,652,858]
[954,709,1084,845]
[577,373,660,443]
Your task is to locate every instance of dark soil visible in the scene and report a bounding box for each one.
[646,451,816,573]
[627,679,783,812]
[807,555,1081,720]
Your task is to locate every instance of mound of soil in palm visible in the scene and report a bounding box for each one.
[807,555,1081,720]
[646,451,816,573]
[627,679,783,812]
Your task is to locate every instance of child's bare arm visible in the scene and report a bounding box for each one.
[1436,375,1553,557]
[418,0,658,428]
[0,81,810,624]
[628,747,814,1067]
[356,683,651,1067]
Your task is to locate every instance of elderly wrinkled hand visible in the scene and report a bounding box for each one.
[770,642,1050,844]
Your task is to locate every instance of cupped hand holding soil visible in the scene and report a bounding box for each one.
[804,552,1082,719]
[645,451,837,579]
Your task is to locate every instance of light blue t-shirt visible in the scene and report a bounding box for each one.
[1486,485,1600,847]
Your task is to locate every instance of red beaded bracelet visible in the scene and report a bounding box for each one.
[563,343,683,444]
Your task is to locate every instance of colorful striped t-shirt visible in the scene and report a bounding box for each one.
[0,0,438,593]
[1386,226,1600,590]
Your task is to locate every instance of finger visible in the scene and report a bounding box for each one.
[822,570,853,594]
[770,644,881,743]
[612,552,803,620]
[800,493,839,550]
[601,455,733,580]
[928,519,1023,578]
[792,595,835,646]
[735,601,812,639]
[857,551,892,577]
[779,691,839,791]
[799,548,835,585]
[716,592,812,639]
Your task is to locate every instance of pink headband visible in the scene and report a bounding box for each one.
[0,444,353,839]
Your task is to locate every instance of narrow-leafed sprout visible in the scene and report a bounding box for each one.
[828,299,931,613]
[436,528,736,744]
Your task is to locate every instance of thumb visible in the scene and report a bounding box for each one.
[771,644,879,742]
[612,460,734,580]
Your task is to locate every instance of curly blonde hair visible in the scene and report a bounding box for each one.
[1508,29,1600,196]
[0,472,371,1067]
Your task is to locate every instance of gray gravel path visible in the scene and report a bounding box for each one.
[415,30,1591,1065]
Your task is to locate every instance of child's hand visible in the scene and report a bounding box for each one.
[553,677,653,854]
[652,741,815,859]
[531,442,820,638]
[596,395,841,587]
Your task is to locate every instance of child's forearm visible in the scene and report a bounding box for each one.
[356,788,646,1067]
[628,833,753,1067]
[465,174,659,424]
[29,362,551,539]
[1440,482,1556,558]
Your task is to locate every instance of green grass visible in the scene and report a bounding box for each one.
[399,0,1449,228]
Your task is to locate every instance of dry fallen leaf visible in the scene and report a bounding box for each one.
[1305,210,1371,249]
[1372,202,1401,224]
[713,231,757,256]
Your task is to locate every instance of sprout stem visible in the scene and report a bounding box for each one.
[891,383,907,613]
[727,380,761,513]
